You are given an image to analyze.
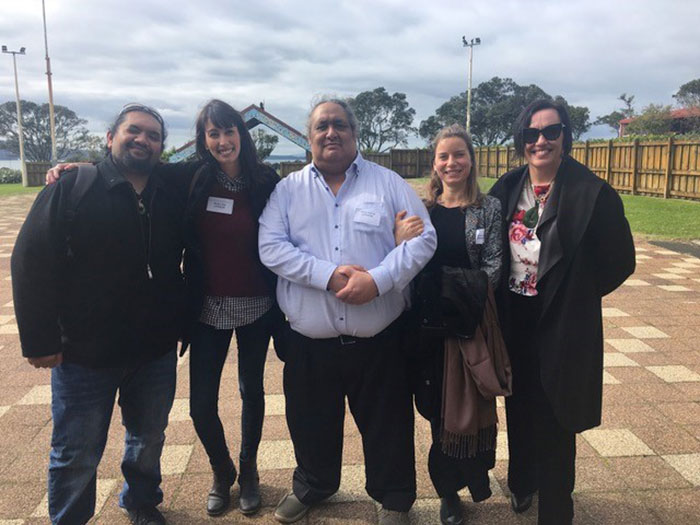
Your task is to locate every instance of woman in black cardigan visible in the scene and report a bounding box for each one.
[160,100,283,517]
[488,99,635,524]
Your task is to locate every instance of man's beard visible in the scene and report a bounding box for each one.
[112,144,158,175]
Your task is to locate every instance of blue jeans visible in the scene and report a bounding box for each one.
[48,350,176,525]
[189,308,274,467]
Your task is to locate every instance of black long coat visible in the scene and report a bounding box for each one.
[489,157,635,433]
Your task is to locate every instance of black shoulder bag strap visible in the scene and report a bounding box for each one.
[65,164,98,258]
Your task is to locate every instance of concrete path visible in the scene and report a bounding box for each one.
[0,193,698,524]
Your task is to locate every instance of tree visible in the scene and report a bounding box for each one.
[419,77,590,146]
[594,93,635,134]
[348,87,416,153]
[251,128,279,161]
[65,133,104,162]
[673,79,700,108]
[553,96,591,140]
[625,104,674,135]
[0,100,102,161]
[160,146,177,162]
[418,93,466,145]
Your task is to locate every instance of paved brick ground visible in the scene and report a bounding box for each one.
[0,193,698,524]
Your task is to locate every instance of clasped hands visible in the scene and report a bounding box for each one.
[327,265,378,305]
[326,209,425,305]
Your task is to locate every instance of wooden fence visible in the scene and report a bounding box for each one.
[25,162,51,187]
[280,140,700,201]
[279,149,434,179]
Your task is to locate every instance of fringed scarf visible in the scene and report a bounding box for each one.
[440,287,512,458]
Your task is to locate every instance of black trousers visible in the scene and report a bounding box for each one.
[428,420,494,501]
[426,337,494,501]
[189,307,275,467]
[284,325,416,512]
[505,292,576,525]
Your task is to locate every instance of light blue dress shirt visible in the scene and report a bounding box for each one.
[259,154,437,338]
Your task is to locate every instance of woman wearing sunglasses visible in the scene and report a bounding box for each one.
[488,99,635,524]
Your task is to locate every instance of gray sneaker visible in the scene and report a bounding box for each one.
[274,491,310,523]
[378,507,410,525]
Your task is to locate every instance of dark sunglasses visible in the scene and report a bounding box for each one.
[522,123,564,144]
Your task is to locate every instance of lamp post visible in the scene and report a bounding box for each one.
[462,36,481,133]
[42,0,57,164]
[2,45,28,186]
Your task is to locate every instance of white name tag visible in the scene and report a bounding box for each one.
[354,207,381,227]
[206,196,234,215]
[475,228,485,245]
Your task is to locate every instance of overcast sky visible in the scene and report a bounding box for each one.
[1,0,698,156]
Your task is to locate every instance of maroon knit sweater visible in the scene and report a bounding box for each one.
[197,181,270,297]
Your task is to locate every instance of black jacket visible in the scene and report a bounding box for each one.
[11,158,187,368]
[156,160,280,328]
[489,157,635,432]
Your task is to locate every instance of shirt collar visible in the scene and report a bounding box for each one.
[214,167,248,192]
[310,152,363,179]
[98,156,162,192]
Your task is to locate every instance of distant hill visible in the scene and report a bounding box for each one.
[0,149,18,161]
[266,154,305,162]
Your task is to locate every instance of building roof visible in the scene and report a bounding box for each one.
[170,104,309,162]
[619,106,700,125]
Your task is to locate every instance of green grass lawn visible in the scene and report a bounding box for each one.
[406,176,700,240]
[0,183,42,197]
[619,194,700,239]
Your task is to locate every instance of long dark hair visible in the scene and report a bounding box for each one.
[194,99,264,186]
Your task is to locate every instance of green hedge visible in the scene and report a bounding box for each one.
[0,167,22,184]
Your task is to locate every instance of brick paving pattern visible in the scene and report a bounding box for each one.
[0,193,698,524]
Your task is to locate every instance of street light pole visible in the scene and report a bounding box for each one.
[2,45,28,186]
[42,0,58,164]
[462,36,481,133]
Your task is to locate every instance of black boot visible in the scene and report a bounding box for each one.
[207,457,237,516]
[510,492,534,513]
[439,492,463,525]
[238,457,261,515]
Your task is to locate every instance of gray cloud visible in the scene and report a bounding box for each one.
[1,0,698,154]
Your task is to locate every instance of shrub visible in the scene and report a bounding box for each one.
[0,167,22,184]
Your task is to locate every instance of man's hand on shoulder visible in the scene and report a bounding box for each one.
[27,353,63,369]
[45,163,88,185]
[335,270,379,305]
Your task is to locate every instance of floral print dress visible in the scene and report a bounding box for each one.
[508,180,552,296]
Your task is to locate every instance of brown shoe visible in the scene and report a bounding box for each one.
[274,491,309,523]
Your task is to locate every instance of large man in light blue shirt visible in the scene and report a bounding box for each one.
[259,98,436,524]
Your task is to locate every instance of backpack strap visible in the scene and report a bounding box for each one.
[65,164,98,258]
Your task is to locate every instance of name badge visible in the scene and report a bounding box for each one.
[354,207,381,227]
[475,228,485,245]
[206,197,234,215]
